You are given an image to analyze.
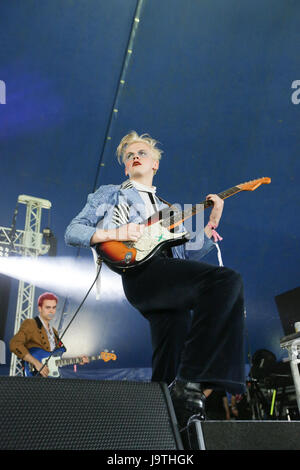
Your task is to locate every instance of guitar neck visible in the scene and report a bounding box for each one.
[158,185,242,229]
[193,185,241,213]
[56,354,100,367]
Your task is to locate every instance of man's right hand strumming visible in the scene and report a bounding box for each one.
[23,353,49,377]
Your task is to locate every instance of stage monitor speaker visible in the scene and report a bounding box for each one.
[0,376,183,450]
[187,420,300,450]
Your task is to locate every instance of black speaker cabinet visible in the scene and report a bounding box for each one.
[275,286,300,335]
[0,376,183,450]
[187,420,300,450]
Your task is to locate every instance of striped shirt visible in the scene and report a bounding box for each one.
[112,179,159,226]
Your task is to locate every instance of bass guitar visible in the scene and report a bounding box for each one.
[96,177,271,271]
[24,347,117,377]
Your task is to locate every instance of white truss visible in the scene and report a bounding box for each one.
[0,195,52,376]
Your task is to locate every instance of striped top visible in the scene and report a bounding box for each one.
[112,179,160,226]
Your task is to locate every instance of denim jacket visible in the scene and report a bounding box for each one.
[64,181,215,262]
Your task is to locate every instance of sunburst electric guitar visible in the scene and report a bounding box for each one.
[96,177,271,271]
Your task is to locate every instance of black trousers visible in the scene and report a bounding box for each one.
[122,253,245,394]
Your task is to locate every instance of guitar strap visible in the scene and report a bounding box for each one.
[156,195,172,207]
[34,316,44,330]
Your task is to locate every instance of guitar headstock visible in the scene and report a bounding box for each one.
[237,177,271,191]
[100,350,117,362]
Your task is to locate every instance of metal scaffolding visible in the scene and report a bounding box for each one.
[0,194,52,376]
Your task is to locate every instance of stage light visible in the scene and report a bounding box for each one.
[42,227,57,257]
[0,255,123,300]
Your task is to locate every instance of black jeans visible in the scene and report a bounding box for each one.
[122,254,245,394]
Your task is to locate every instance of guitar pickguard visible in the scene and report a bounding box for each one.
[125,221,188,261]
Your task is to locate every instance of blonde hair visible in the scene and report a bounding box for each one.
[116,131,163,164]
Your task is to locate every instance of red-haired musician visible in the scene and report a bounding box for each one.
[10,292,88,377]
